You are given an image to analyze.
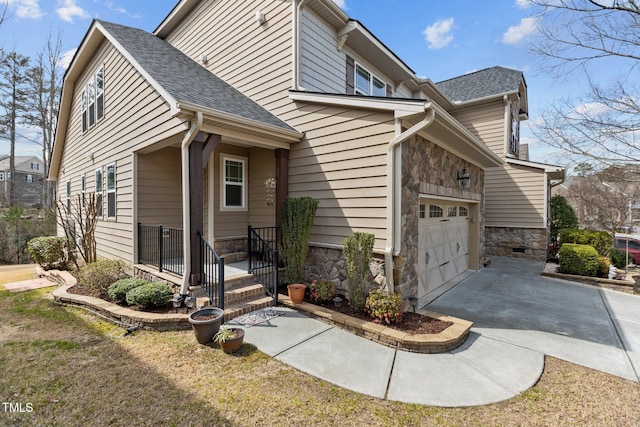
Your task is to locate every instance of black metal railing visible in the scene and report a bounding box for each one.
[248,226,280,305]
[138,223,184,275]
[199,232,225,309]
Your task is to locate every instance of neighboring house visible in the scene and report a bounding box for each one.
[436,67,565,260]
[0,155,45,208]
[49,0,560,308]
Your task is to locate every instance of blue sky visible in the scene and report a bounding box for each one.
[0,0,589,167]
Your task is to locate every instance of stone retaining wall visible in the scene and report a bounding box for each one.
[485,226,547,260]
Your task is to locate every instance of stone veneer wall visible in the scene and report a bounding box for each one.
[396,135,485,300]
[485,226,548,261]
[304,246,386,295]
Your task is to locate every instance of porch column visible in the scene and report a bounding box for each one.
[188,133,221,286]
[189,140,205,286]
[275,148,289,227]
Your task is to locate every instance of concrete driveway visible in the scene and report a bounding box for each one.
[427,256,640,382]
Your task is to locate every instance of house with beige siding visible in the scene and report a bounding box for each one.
[49,0,558,310]
[436,67,565,261]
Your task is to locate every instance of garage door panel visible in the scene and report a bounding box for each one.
[418,199,471,301]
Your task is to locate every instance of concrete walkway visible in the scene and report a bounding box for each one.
[242,256,640,407]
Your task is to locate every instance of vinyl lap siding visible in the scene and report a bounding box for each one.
[164,0,293,115]
[485,164,546,228]
[137,147,182,228]
[300,7,345,93]
[450,100,505,155]
[286,104,394,250]
[56,41,185,264]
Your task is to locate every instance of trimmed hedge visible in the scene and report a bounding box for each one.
[108,278,149,304]
[125,282,172,307]
[559,243,600,277]
[559,229,612,257]
[27,236,67,270]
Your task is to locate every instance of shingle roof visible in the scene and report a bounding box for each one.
[435,66,525,103]
[97,20,296,133]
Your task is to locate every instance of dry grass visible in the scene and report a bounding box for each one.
[1,268,639,426]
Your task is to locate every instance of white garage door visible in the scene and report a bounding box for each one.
[418,200,470,304]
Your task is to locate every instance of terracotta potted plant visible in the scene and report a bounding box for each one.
[287,283,307,304]
[188,306,224,344]
[214,325,245,353]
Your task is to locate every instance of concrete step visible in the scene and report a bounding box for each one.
[223,295,274,322]
[225,283,265,305]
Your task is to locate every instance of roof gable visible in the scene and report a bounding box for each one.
[96,20,295,132]
[435,66,525,104]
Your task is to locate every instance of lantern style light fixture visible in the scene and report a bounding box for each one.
[170,294,184,313]
[407,296,418,313]
[457,169,471,189]
[332,296,343,309]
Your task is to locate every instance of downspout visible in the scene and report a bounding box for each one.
[292,0,308,91]
[385,105,435,293]
[179,111,203,295]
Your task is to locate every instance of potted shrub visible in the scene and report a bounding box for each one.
[214,325,245,353]
[281,197,318,303]
[188,307,225,345]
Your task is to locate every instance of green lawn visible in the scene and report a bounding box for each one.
[0,267,638,426]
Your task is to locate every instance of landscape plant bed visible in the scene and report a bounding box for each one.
[279,289,472,353]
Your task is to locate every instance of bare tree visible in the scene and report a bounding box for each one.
[56,193,98,269]
[0,51,30,206]
[527,0,640,173]
[24,31,63,209]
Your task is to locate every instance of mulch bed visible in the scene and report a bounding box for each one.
[284,289,452,335]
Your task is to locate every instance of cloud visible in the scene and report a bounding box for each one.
[105,1,126,14]
[5,0,43,19]
[515,0,533,9]
[56,0,89,23]
[423,18,455,50]
[58,48,76,69]
[502,17,538,44]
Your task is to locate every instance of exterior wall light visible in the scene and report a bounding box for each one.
[457,169,471,189]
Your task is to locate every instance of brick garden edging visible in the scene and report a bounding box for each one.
[279,294,472,354]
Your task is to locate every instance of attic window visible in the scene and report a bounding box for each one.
[81,66,105,133]
[510,112,520,157]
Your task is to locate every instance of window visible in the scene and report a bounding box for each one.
[81,66,105,133]
[80,174,86,206]
[31,162,39,170]
[510,112,520,156]
[221,155,247,210]
[81,89,87,132]
[6,172,11,181]
[96,67,104,120]
[0,172,4,181]
[419,204,426,219]
[354,63,386,96]
[88,77,95,127]
[447,206,458,217]
[95,168,103,217]
[66,180,71,211]
[459,206,469,217]
[26,174,33,183]
[106,163,116,218]
[429,204,444,218]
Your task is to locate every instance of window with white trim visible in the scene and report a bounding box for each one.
[106,163,116,218]
[6,172,11,181]
[221,155,247,210]
[354,63,386,97]
[66,180,71,211]
[31,162,39,170]
[80,174,86,206]
[0,172,4,181]
[447,206,458,217]
[459,206,469,217]
[510,112,520,156]
[26,174,33,183]
[81,66,105,133]
[95,168,103,217]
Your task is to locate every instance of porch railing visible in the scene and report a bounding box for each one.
[138,223,184,276]
[248,226,279,305]
[199,232,225,309]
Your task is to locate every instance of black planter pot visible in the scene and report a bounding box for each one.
[188,307,225,344]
